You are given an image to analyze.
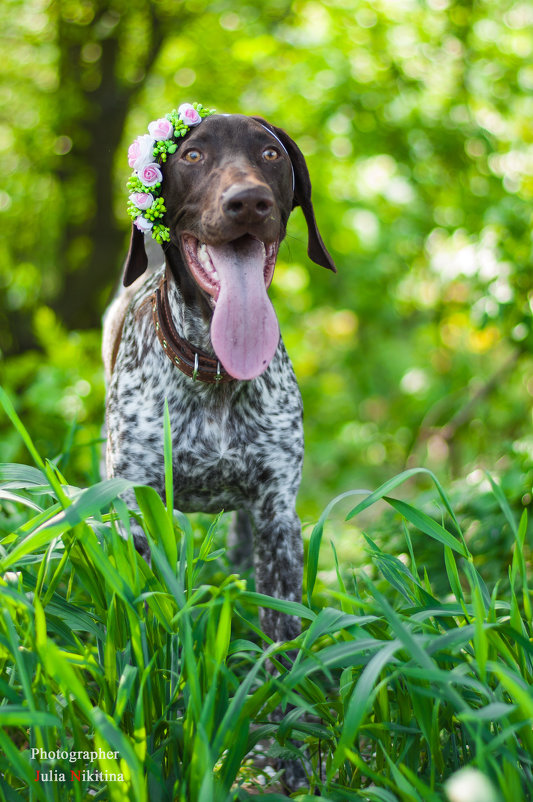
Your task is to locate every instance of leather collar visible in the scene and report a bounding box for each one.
[151,272,234,384]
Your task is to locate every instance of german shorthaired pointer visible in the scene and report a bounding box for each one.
[103,112,335,645]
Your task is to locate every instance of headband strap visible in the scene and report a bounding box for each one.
[221,114,295,192]
[256,123,295,192]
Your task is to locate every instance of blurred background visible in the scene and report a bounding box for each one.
[1,0,532,537]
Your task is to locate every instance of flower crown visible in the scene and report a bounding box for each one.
[127,102,215,244]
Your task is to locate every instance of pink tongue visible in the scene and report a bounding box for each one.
[207,238,279,380]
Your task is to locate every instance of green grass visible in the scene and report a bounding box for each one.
[0,388,532,801]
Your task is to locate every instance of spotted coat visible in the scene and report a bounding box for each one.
[104,113,335,645]
[105,267,304,640]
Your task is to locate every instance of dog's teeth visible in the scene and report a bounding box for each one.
[197,243,208,265]
[196,243,218,281]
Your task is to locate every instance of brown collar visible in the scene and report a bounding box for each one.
[151,273,234,384]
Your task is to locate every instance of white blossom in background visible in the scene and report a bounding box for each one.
[445,767,500,802]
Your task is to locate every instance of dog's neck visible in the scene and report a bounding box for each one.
[164,244,215,354]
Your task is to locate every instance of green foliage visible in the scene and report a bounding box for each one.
[0,0,532,515]
[1,5,532,793]
[0,310,104,487]
[1,394,532,800]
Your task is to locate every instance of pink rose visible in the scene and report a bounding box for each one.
[148,118,174,140]
[139,163,163,187]
[134,216,153,233]
[178,103,201,127]
[129,192,154,210]
[128,134,155,171]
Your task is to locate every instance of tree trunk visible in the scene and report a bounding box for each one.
[52,7,166,329]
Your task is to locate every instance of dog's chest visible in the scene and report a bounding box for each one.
[107,275,304,513]
[163,368,303,512]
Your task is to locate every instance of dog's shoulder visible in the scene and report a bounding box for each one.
[102,265,164,383]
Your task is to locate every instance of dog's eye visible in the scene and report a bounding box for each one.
[262,147,280,162]
[183,149,203,163]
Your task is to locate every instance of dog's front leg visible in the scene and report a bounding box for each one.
[105,425,158,561]
[251,503,307,790]
[251,504,303,643]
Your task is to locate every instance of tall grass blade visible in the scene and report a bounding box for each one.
[135,485,177,567]
[163,398,174,530]
[383,496,469,557]
[306,490,369,605]
[346,467,463,538]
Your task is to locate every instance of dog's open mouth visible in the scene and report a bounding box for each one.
[182,234,278,300]
[181,233,280,381]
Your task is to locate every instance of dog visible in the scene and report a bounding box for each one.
[103,110,336,645]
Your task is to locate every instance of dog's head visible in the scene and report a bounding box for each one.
[124,112,336,379]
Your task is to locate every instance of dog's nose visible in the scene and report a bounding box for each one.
[222,184,274,225]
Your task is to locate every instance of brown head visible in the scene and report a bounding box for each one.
[124,113,336,379]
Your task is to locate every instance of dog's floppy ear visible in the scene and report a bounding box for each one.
[123,224,149,286]
[251,116,336,272]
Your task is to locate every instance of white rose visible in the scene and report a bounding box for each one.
[130,134,155,173]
